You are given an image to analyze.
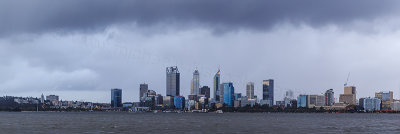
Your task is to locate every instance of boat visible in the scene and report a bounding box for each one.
[216,110,223,114]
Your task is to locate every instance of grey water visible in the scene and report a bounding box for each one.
[0,112,399,134]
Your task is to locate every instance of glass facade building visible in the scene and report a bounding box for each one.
[297,95,308,108]
[246,82,255,100]
[111,88,122,108]
[213,69,221,102]
[359,97,381,111]
[324,89,335,106]
[263,79,274,105]
[166,66,180,96]
[140,83,148,99]
[191,69,200,95]
[223,82,235,107]
[174,96,185,110]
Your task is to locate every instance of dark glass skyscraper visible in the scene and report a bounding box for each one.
[213,69,221,101]
[166,66,180,96]
[200,86,211,98]
[263,79,274,105]
[140,83,148,99]
[111,88,122,108]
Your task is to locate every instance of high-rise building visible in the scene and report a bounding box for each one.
[166,66,180,96]
[359,97,381,112]
[339,86,356,105]
[263,79,274,105]
[223,82,235,107]
[375,91,393,110]
[219,83,225,104]
[200,86,211,98]
[191,69,200,95]
[213,69,221,101]
[325,89,335,106]
[246,82,255,100]
[140,83,148,99]
[111,88,122,108]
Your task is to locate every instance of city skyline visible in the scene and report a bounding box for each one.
[2,1,400,103]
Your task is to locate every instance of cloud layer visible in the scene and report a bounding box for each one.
[1,0,399,36]
[1,1,400,102]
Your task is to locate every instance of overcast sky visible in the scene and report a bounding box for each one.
[2,0,400,103]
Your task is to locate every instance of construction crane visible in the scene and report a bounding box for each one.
[344,72,350,86]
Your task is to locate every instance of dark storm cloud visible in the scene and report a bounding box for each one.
[0,0,399,36]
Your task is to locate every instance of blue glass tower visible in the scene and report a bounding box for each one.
[111,88,122,108]
[297,95,307,108]
[223,82,235,107]
[174,96,185,110]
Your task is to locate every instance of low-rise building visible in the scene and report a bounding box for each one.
[359,97,381,112]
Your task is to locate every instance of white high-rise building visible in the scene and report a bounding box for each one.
[190,69,200,95]
[246,82,255,99]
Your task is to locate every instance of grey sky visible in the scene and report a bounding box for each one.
[1,0,400,103]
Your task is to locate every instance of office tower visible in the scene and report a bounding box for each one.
[297,95,308,108]
[200,86,211,98]
[339,86,356,105]
[140,83,148,98]
[219,83,225,103]
[246,82,255,99]
[307,95,325,108]
[174,96,185,110]
[166,66,180,96]
[46,95,59,102]
[359,97,381,112]
[190,69,200,95]
[375,91,393,110]
[40,94,45,103]
[263,79,274,105]
[155,94,163,106]
[213,69,221,101]
[111,88,122,108]
[325,89,335,106]
[223,82,235,107]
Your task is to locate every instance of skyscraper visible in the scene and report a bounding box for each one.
[213,69,221,101]
[246,82,255,99]
[223,82,235,107]
[111,88,122,108]
[200,86,211,98]
[166,66,180,96]
[263,79,274,105]
[190,69,200,95]
[140,83,148,98]
[325,89,335,106]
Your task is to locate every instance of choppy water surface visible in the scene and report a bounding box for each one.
[0,112,400,133]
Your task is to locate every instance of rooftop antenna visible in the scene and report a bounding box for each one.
[344,72,351,86]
